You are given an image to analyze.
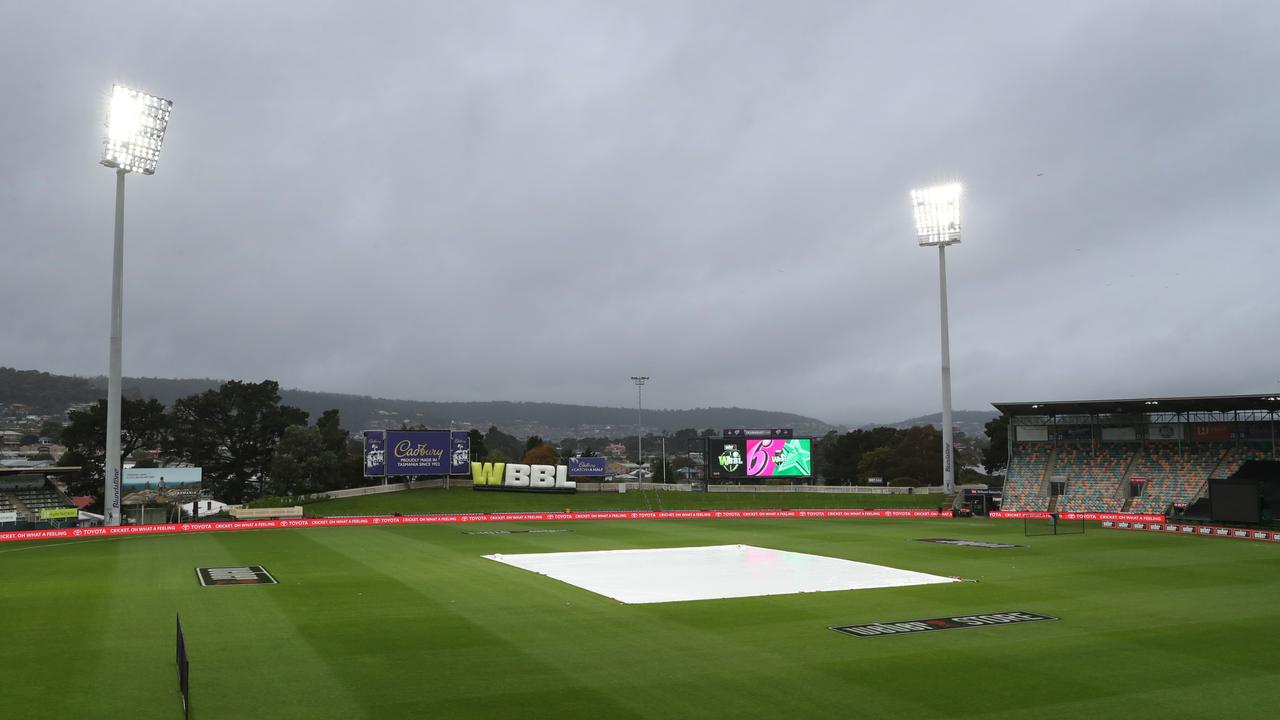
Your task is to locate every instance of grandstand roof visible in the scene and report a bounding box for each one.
[993,393,1280,417]
[0,466,81,476]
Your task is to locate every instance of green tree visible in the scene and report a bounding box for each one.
[521,444,559,466]
[952,430,982,471]
[60,397,169,499]
[524,435,544,453]
[857,447,895,480]
[131,450,159,469]
[315,409,359,486]
[886,425,943,486]
[342,438,365,487]
[483,426,522,461]
[982,415,1009,475]
[269,425,341,495]
[168,380,308,503]
[316,410,348,456]
[467,429,488,463]
[38,419,64,442]
[672,428,699,444]
[819,426,900,483]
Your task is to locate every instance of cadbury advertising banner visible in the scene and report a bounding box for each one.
[567,457,607,477]
[386,430,450,475]
[450,431,471,475]
[363,431,386,477]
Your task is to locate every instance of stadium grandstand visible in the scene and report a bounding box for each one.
[0,468,80,529]
[994,394,1279,515]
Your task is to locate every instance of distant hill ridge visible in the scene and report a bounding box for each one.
[0,368,832,438]
[868,410,999,438]
[1,367,999,439]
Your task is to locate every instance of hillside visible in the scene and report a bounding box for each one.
[873,410,999,438]
[0,367,101,414]
[0,368,834,439]
[2,367,1003,440]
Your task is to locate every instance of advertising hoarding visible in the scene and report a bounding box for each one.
[385,430,450,475]
[449,432,471,475]
[1193,424,1230,441]
[567,457,607,476]
[123,467,202,489]
[363,431,386,477]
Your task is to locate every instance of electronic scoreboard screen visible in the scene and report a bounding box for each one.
[710,437,812,480]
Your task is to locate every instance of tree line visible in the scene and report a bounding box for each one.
[60,380,364,505]
[57,380,604,507]
[58,378,1011,508]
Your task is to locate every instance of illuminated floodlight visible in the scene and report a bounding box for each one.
[101,84,173,175]
[911,183,962,246]
[98,83,174,525]
[909,181,964,494]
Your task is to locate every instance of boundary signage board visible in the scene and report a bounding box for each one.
[1103,520,1280,542]
[386,430,449,475]
[990,511,1165,523]
[123,467,202,489]
[363,430,386,477]
[449,432,471,475]
[0,508,954,544]
[567,457,607,477]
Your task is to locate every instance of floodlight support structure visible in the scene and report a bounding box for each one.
[937,243,955,494]
[631,376,649,475]
[105,168,125,526]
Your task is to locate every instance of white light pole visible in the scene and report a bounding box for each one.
[911,183,962,494]
[630,376,648,479]
[99,84,173,526]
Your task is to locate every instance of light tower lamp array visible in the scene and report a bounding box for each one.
[911,182,962,494]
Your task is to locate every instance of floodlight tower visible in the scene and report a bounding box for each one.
[911,183,962,494]
[630,376,649,474]
[99,84,173,526]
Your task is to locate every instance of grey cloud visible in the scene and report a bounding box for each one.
[2,1,1278,426]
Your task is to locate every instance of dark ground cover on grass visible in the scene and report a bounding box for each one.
[2,517,1278,719]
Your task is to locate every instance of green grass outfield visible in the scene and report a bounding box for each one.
[296,487,946,516]
[2,517,1278,719]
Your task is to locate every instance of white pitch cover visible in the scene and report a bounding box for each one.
[484,544,958,604]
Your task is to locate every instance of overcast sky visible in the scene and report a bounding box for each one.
[2,1,1278,425]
